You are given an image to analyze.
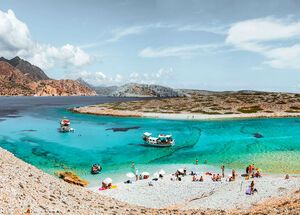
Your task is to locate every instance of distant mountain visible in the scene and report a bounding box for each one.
[0,56,50,81]
[0,57,96,96]
[111,83,183,97]
[77,78,183,97]
[77,78,118,96]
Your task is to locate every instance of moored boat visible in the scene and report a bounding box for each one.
[91,164,102,174]
[142,132,174,147]
[59,118,75,132]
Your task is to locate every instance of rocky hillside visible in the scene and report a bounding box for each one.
[0,56,50,81]
[112,83,183,97]
[0,58,96,96]
[0,61,34,95]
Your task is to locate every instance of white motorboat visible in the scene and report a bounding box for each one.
[142,132,174,147]
[59,118,74,132]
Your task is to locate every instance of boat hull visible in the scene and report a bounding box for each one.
[144,141,174,147]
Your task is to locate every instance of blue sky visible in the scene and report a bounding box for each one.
[1,0,300,92]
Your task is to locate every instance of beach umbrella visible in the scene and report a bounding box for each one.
[153,172,159,179]
[126,172,135,178]
[177,168,184,173]
[158,169,166,175]
[103,177,112,184]
[141,172,150,176]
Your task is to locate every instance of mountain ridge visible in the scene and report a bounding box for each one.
[0,57,96,96]
[0,56,50,81]
[77,78,184,97]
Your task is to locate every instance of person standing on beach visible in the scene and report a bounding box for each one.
[131,162,139,181]
[249,164,253,174]
[221,165,225,178]
[135,168,139,181]
[196,159,198,165]
[232,169,236,181]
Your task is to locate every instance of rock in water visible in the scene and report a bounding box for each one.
[253,133,263,138]
[56,171,89,187]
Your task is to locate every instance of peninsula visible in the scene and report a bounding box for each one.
[71,91,300,120]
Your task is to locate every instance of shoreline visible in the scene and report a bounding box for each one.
[71,106,300,121]
[1,147,300,214]
[91,172,300,211]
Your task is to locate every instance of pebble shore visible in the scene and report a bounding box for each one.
[1,147,299,214]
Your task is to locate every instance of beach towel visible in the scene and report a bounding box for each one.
[98,185,118,191]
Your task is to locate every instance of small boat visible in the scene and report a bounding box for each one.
[59,118,75,133]
[142,132,175,147]
[91,164,102,175]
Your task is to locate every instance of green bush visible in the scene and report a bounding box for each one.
[237,106,263,113]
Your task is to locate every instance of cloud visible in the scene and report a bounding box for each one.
[139,44,224,58]
[82,23,225,49]
[68,67,174,86]
[106,23,175,43]
[106,25,149,43]
[66,71,124,86]
[226,17,300,69]
[177,24,228,35]
[129,68,174,85]
[0,9,91,70]
[265,44,300,69]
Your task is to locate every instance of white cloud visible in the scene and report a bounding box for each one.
[106,25,148,43]
[139,44,223,58]
[66,71,123,86]
[177,24,228,35]
[0,9,91,70]
[0,9,32,54]
[106,23,175,43]
[265,44,300,69]
[226,17,300,69]
[82,23,225,48]
[129,68,174,85]
[68,68,174,86]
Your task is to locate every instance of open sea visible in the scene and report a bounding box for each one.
[0,96,299,186]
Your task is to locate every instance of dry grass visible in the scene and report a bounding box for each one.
[93,92,300,115]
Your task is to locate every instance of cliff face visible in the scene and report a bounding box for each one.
[0,58,96,96]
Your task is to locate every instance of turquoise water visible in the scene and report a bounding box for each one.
[1,104,300,186]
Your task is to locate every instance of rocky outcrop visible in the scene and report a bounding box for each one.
[112,83,183,97]
[56,171,89,187]
[0,58,96,96]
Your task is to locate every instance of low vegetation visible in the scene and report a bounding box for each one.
[237,106,263,113]
[92,91,300,115]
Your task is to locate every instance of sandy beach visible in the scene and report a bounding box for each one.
[90,168,300,211]
[72,106,300,121]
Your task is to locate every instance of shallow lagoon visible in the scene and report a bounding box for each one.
[0,97,299,186]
